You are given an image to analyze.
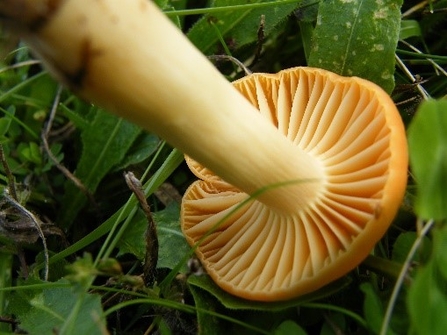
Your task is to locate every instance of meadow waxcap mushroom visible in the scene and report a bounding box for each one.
[181,67,408,301]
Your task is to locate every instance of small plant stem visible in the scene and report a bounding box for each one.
[0,105,38,140]
[0,144,17,200]
[401,0,429,18]
[124,171,158,286]
[0,59,40,73]
[302,302,367,329]
[104,298,271,335]
[0,72,45,108]
[163,0,302,17]
[399,39,447,77]
[207,55,252,75]
[361,254,404,281]
[94,141,166,267]
[395,55,430,100]
[380,219,435,335]
[41,86,98,212]
[2,192,49,280]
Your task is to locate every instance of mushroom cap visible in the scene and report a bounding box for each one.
[181,67,408,301]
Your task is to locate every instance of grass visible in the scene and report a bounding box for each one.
[1,0,447,334]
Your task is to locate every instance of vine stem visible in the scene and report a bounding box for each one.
[380,219,434,335]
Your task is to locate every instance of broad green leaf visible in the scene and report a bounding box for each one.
[27,73,58,110]
[188,274,351,311]
[117,203,190,271]
[7,281,105,335]
[308,0,402,93]
[361,283,396,335]
[189,282,228,335]
[274,320,307,335]
[154,203,190,271]
[59,108,141,228]
[189,281,305,335]
[158,318,174,335]
[294,0,319,22]
[400,20,421,40]
[296,0,320,62]
[392,232,432,264]
[187,0,298,54]
[408,226,447,335]
[408,100,447,220]
[116,209,147,260]
[408,262,447,335]
[433,225,447,281]
[114,132,159,171]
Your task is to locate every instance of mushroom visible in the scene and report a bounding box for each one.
[181,67,408,301]
[0,0,408,301]
[181,68,407,301]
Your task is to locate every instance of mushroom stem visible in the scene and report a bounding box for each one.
[1,0,323,213]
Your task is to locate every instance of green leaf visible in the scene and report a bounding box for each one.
[400,20,422,40]
[188,274,351,311]
[308,0,402,93]
[7,281,105,335]
[0,108,13,137]
[361,283,396,335]
[392,232,432,264]
[59,103,90,130]
[17,141,42,165]
[116,209,147,260]
[154,203,190,271]
[408,225,447,335]
[433,225,447,281]
[114,132,159,171]
[408,262,447,335]
[42,143,64,172]
[189,281,228,335]
[274,320,307,335]
[187,0,298,54]
[408,100,447,220]
[294,0,319,23]
[117,203,190,271]
[189,279,305,335]
[59,108,141,228]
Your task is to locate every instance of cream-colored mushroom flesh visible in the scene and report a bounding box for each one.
[181,67,407,301]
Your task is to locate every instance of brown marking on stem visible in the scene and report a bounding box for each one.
[65,37,103,90]
[251,15,265,66]
[124,172,158,286]
[27,0,65,31]
[0,0,64,32]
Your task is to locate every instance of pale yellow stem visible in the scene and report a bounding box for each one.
[1,0,323,213]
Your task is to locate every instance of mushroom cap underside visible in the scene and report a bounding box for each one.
[181,67,408,301]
